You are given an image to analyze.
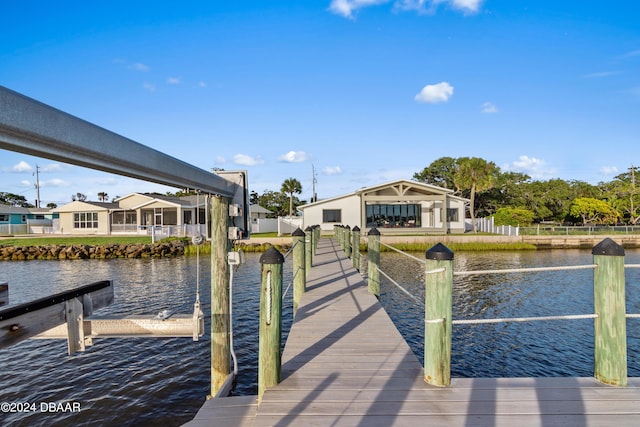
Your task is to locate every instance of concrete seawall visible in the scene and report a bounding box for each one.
[245,234,640,249]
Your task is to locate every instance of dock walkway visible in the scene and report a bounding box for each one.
[186,238,640,426]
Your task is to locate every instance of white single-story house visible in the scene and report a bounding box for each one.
[53,193,207,235]
[250,204,272,221]
[299,179,469,234]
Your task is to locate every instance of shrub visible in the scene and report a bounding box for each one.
[493,207,535,227]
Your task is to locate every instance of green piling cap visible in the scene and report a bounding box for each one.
[292,228,305,237]
[368,227,380,236]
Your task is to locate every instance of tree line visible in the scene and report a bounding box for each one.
[6,159,637,228]
[413,157,640,227]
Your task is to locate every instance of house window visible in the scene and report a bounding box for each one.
[21,215,27,223]
[322,209,342,223]
[446,208,459,222]
[0,214,8,222]
[35,214,45,220]
[74,212,99,229]
[365,203,421,228]
[112,211,137,224]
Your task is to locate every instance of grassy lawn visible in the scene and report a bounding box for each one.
[0,236,152,246]
[249,232,280,238]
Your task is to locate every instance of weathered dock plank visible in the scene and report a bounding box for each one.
[182,395,258,427]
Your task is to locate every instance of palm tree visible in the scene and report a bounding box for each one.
[97,192,109,202]
[281,178,302,217]
[454,157,498,232]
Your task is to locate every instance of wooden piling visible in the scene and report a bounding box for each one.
[344,225,351,258]
[305,226,313,275]
[352,226,361,271]
[367,228,380,297]
[210,195,231,397]
[424,243,453,387]
[592,238,627,386]
[258,247,284,401]
[292,228,306,313]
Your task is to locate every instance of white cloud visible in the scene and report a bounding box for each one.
[143,83,156,92]
[329,0,482,18]
[278,151,311,163]
[9,160,33,173]
[415,82,454,104]
[323,166,343,175]
[42,178,71,187]
[436,0,483,14]
[583,71,619,78]
[40,163,65,172]
[167,77,181,85]
[214,156,226,164]
[599,166,619,176]
[129,62,150,72]
[20,180,31,187]
[504,155,556,180]
[622,49,640,59]
[233,154,264,166]
[481,101,498,113]
[328,0,390,19]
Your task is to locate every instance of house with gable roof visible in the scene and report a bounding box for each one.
[298,179,469,234]
[53,193,207,236]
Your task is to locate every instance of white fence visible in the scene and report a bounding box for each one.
[148,224,207,240]
[475,217,520,236]
[0,221,56,236]
[251,218,278,234]
[278,217,302,236]
[250,217,303,235]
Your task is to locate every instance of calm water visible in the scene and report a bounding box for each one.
[377,249,640,378]
[1,248,639,426]
[0,254,293,427]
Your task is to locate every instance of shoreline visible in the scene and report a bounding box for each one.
[2,234,640,261]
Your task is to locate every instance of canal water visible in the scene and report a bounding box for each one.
[1,248,639,426]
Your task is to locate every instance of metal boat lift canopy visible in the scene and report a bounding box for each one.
[0,85,235,197]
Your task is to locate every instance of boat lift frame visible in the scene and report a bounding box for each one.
[0,86,239,397]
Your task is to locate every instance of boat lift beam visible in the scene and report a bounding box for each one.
[0,281,114,354]
[0,85,235,197]
[0,281,204,355]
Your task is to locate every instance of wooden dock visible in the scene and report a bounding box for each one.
[185,238,640,426]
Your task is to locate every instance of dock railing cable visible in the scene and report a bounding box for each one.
[368,238,640,321]
[281,239,298,299]
[354,230,637,387]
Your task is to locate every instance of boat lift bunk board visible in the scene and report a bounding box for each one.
[0,280,204,355]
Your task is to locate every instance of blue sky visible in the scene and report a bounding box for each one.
[1,1,639,206]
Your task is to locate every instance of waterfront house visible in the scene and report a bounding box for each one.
[53,193,207,236]
[0,204,59,235]
[299,179,469,233]
[54,201,119,235]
